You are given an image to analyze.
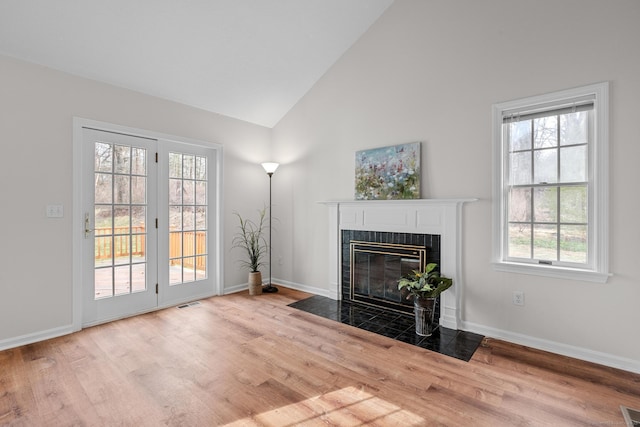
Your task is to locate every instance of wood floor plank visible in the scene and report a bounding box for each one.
[1,287,639,426]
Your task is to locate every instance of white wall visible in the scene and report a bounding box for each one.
[272,0,640,369]
[0,55,271,344]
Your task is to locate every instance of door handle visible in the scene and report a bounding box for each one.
[84,213,94,238]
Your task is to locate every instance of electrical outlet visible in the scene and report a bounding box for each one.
[513,291,525,306]
[46,204,64,218]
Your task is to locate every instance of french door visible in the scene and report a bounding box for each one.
[81,126,217,326]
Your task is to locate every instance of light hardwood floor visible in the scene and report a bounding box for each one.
[1,287,639,426]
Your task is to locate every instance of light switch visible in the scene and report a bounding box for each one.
[46,204,64,218]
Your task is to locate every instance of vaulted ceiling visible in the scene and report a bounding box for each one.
[0,0,393,127]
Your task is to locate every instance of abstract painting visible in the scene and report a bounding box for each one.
[355,142,421,200]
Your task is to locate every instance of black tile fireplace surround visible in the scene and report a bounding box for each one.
[342,230,441,314]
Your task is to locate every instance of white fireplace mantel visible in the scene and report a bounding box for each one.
[320,198,476,330]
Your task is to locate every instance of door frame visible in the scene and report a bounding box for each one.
[72,117,224,330]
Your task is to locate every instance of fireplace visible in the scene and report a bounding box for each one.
[343,231,441,314]
[322,198,475,330]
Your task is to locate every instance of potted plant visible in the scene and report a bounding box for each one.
[398,263,453,336]
[231,207,268,295]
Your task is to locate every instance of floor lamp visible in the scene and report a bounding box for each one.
[261,162,279,293]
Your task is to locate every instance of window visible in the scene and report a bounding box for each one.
[492,82,610,282]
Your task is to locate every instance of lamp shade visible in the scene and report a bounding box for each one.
[261,162,279,174]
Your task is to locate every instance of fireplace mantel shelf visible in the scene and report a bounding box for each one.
[322,197,477,330]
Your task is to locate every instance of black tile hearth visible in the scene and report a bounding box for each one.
[288,295,484,362]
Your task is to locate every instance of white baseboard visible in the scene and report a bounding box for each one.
[0,324,76,352]
[271,278,339,299]
[462,320,640,375]
[223,283,250,295]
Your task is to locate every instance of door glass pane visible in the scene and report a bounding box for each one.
[95,267,113,299]
[169,152,208,285]
[114,265,131,296]
[94,142,148,299]
[132,263,146,293]
[114,145,131,174]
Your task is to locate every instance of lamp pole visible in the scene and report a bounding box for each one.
[261,162,279,293]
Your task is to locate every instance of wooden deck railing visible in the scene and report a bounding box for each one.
[95,227,206,270]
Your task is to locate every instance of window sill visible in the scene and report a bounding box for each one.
[492,262,611,283]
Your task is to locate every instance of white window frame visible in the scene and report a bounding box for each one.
[491,82,610,283]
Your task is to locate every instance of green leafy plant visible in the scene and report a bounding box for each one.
[231,207,268,273]
[398,263,453,299]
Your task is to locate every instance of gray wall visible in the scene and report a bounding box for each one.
[0,55,271,343]
[271,0,640,368]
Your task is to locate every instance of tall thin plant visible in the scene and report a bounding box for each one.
[231,207,268,273]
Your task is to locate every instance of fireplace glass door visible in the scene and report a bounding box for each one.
[350,241,426,312]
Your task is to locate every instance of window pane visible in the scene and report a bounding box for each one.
[534,149,557,184]
[509,120,531,151]
[560,145,587,183]
[533,187,557,222]
[510,152,531,185]
[533,224,557,261]
[95,143,112,172]
[533,116,558,148]
[168,150,209,285]
[508,187,531,222]
[114,145,131,174]
[560,111,588,146]
[560,225,587,263]
[131,206,146,230]
[560,186,587,223]
[113,206,130,233]
[508,224,531,258]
